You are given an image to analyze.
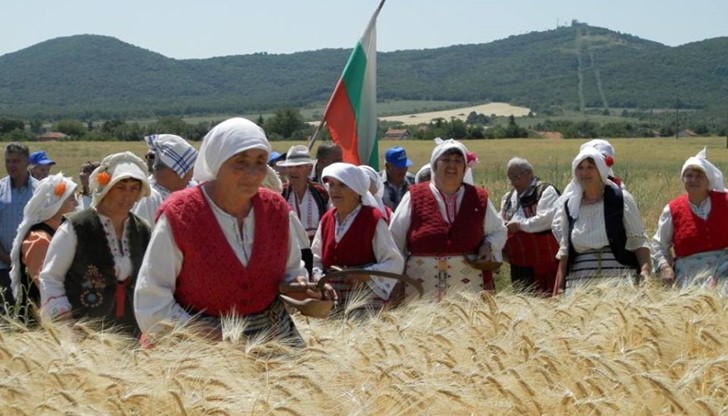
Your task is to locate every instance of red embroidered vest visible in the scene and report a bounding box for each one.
[320,206,381,268]
[669,191,728,258]
[161,186,289,316]
[407,183,487,255]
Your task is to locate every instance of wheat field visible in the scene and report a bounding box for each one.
[5,136,728,415]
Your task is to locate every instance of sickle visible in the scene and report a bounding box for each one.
[317,268,424,298]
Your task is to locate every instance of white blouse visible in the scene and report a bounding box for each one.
[500,184,560,233]
[131,184,167,226]
[39,211,137,320]
[651,197,711,269]
[552,190,649,259]
[286,188,323,239]
[133,188,305,335]
[389,182,507,260]
[310,205,404,299]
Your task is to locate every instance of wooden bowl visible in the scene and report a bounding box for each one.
[464,256,503,271]
[279,295,334,318]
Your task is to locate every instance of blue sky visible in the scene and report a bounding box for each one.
[2,0,725,59]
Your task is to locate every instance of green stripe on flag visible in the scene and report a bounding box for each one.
[341,43,367,117]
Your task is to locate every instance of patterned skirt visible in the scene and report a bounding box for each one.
[565,248,636,293]
[326,278,404,316]
[404,255,493,302]
[197,298,304,347]
[675,249,728,293]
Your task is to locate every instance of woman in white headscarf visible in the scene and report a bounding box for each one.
[358,165,392,222]
[389,139,507,301]
[39,152,152,335]
[134,118,324,346]
[552,147,650,295]
[652,148,728,289]
[311,162,404,313]
[9,173,78,323]
[580,139,623,187]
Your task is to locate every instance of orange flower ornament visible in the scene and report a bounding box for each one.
[97,171,111,186]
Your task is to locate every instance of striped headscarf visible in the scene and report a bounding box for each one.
[145,134,198,178]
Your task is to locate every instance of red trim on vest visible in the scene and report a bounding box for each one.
[161,186,289,316]
[320,205,381,269]
[407,183,487,255]
[669,191,728,258]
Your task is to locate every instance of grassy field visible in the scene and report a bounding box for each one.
[7,136,728,415]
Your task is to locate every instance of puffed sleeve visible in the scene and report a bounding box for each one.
[651,204,674,269]
[622,190,649,251]
[365,219,405,298]
[483,198,507,262]
[388,192,413,258]
[39,222,76,320]
[133,214,192,335]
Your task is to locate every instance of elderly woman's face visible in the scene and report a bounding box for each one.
[326,177,359,211]
[682,167,709,195]
[434,151,466,188]
[100,179,142,215]
[216,148,268,199]
[576,158,601,187]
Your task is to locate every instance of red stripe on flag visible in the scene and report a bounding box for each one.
[323,79,361,165]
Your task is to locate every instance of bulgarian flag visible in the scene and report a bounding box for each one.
[321,0,384,170]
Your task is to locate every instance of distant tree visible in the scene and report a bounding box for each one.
[504,115,528,138]
[150,116,190,137]
[1,128,33,142]
[263,108,308,140]
[29,119,44,134]
[53,119,86,137]
[0,118,25,135]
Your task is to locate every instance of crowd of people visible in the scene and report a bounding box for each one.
[1,119,726,346]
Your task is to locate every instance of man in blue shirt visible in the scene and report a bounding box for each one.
[0,143,38,305]
[380,146,415,211]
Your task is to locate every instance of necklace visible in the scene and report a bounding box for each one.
[582,192,603,205]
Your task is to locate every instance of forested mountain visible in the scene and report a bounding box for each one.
[0,23,726,119]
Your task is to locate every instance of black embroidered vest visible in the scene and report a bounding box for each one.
[65,209,150,335]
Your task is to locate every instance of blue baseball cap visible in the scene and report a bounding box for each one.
[385,146,412,169]
[268,151,286,167]
[29,150,55,166]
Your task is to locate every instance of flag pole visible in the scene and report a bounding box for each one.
[306,119,326,151]
[306,0,386,153]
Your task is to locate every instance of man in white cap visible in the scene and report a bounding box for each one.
[132,134,198,225]
[278,145,329,242]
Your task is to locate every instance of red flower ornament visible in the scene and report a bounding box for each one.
[604,155,614,167]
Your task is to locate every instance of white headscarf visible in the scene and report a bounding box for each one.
[561,147,612,218]
[581,139,616,178]
[358,165,387,216]
[193,117,271,183]
[322,163,378,209]
[10,173,77,299]
[145,134,198,178]
[90,152,151,208]
[415,164,431,183]
[681,147,725,192]
[261,165,283,193]
[430,138,472,184]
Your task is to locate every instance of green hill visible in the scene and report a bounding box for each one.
[0,23,726,119]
